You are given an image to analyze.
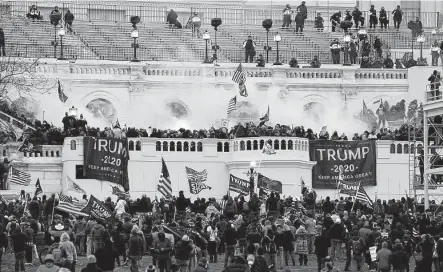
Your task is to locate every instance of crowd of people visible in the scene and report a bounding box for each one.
[0,186,441,272]
[9,107,422,149]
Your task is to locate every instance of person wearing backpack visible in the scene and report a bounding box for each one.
[59,232,77,271]
[350,231,365,272]
[84,217,97,255]
[264,229,278,271]
[11,227,27,272]
[48,236,65,268]
[91,219,107,253]
[315,228,330,272]
[224,197,237,221]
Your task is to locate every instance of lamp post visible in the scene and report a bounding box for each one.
[57,28,66,60]
[273,32,282,65]
[262,19,273,63]
[211,18,222,64]
[68,106,77,117]
[131,29,140,62]
[202,30,211,63]
[246,161,257,198]
[343,33,351,66]
[52,25,58,58]
[417,34,426,65]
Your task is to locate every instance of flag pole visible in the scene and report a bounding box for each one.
[352,181,362,212]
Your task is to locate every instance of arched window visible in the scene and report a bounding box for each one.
[136,141,141,151]
[177,141,182,152]
[128,141,134,151]
[259,140,264,149]
[246,140,252,150]
[411,144,415,154]
[295,140,300,150]
[253,140,258,150]
[50,151,54,157]
[396,143,402,154]
[184,142,189,151]
[70,140,77,150]
[217,142,223,152]
[170,141,175,152]
[197,142,203,152]
[288,140,293,150]
[45,151,49,157]
[274,140,280,150]
[190,142,196,152]
[404,144,409,154]
[281,140,286,150]
[234,141,239,151]
[224,142,230,152]
[156,141,161,151]
[56,151,60,157]
[240,141,245,151]
[390,143,395,154]
[162,141,168,151]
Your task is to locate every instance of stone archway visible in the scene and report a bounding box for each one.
[86,98,117,122]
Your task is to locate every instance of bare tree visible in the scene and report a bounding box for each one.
[0,56,53,101]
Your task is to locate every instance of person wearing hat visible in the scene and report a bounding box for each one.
[36,254,60,272]
[190,12,201,38]
[11,227,27,272]
[175,235,194,271]
[146,264,157,272]
[128,227,144,272]
[379,7,388,29]
[192,257,207,272]
[153,229,172,272]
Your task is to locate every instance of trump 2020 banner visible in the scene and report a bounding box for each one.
[81,195,113,220]
[229,174,249,195]
[83,137,130,190]
[309,140,377,188]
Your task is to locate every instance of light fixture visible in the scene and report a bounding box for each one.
[203,30,210,40]
[250,161,257,168]
[131,29,139,38]
[58,28,65,37]
[273,32,281,42]
[68,106,77,117]
[417,35,426,43]
[343,34,351,43]
[432,29,437,35]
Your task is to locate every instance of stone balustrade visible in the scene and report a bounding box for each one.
[28,60,409,90]
[10,137,419,158]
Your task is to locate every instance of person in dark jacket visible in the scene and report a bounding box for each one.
[369,5,378,28]
[44,194,58,224]
[418,234,434,272]
[64,10,74,32]
[379,7,388,29]
[175,235,194,271]
[0,28,5,57]
[175,191,189,221]
[329,219,344,260]
[95,239,119,271]
[154,229,172,272]
[330,12,341,32]
[295,11,305,33]
[224,223,237,267]
[128,228,144,272]
[242,36,256,63]
[390,242,409,271]
[392,5,403,29]
[166,9,178,26]
[315,228,330,272]
[266,193,279,218]
[383,54,394,68]
[373,37,382,58]
[28,197,40,220]
[352,7,363,28]
[11,228,27,272]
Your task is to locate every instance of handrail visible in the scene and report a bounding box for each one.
[0,110,36,131]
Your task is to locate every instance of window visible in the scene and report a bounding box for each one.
[75,165,87,179]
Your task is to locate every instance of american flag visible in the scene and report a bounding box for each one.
[58,79,68,103]
[9,167,31,186]
[356,185,373,208]
[56,192,88,216]
[226,96,237,115]
[300,177,305,194]
[232,63,246,84]
[111,185,130,199]
[232,64,248,97]
[185,166,211,194]
[158,158,172,198]
[259,105,270,125]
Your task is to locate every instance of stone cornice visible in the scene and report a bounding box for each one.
[225,160,316,169]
